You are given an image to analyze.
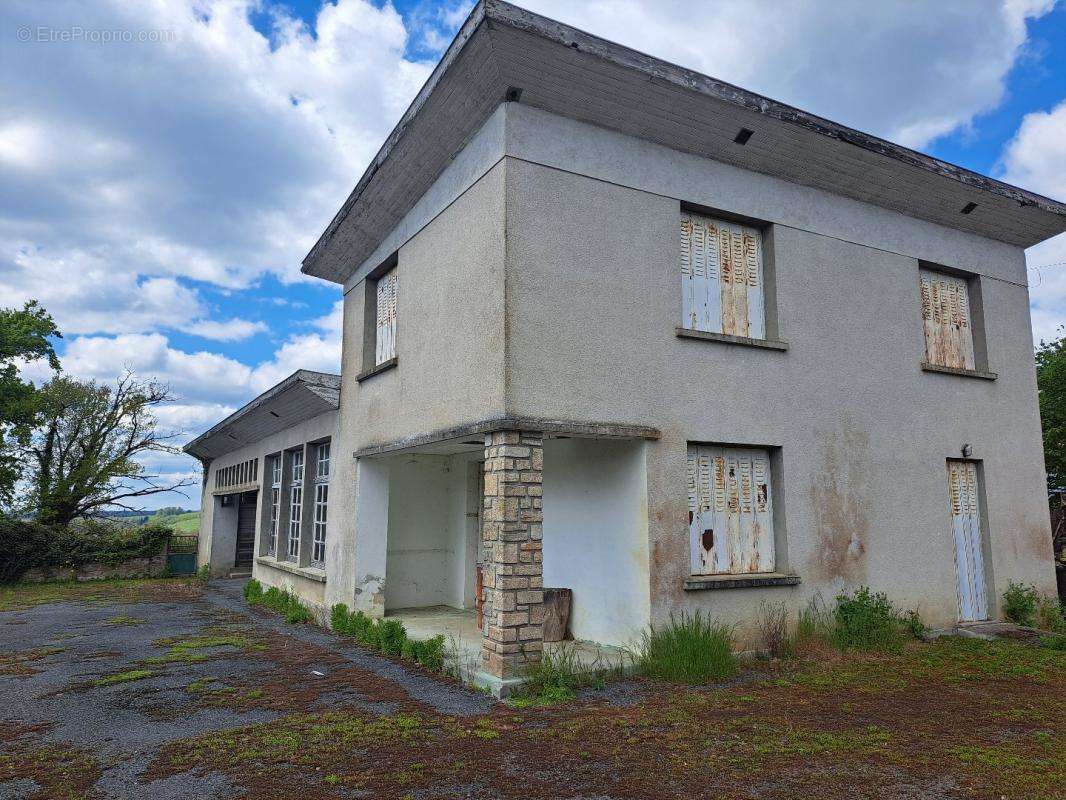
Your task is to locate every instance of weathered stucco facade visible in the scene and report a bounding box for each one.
[189,1,1064,693]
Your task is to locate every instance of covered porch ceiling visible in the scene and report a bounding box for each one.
[353,417,661,459]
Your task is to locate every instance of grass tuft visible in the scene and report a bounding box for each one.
[635,612,737,684]
[1002,582,1040,627]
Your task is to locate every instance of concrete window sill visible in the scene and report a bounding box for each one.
[683,573,801,591]
[920,362,997,381]
[676,328,788,351]
[255,556,326,584]
[356,357,398,383]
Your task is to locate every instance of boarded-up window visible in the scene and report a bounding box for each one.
[947,461,988,622]
[680,212,765,339]
[686,445,774,575]
[375,268,398,365]
[920,270,974,370]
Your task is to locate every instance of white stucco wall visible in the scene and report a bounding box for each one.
[384,453,480,611]
[542,439,651,648]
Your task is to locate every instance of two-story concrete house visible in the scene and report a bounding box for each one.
[186,1,1066,694]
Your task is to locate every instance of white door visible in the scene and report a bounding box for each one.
[948,461,987,622]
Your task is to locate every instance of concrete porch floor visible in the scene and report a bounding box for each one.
[387,605,633,684]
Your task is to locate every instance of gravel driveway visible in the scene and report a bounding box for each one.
[0,578,491,799]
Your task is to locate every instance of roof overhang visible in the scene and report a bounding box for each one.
[303,0,1066,285]
[183,370,340,462]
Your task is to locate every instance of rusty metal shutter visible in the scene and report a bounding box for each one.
[920,270,975,370]
[687,445,774,575]
[680,213,764,339]
[948,461,987,621]
[375,268,397,365]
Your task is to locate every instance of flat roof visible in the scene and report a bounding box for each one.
[302,0,1066,285]
[183,370,340,461]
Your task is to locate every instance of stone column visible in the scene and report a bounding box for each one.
[481,430,544,679]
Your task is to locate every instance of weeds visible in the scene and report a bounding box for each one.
[1036,595,1066,634]
[832,587,905,652]
[244,579,312,623]
[636,612,736,684]
[1002,582,1040,627]
[756,600,792,658]
[330,603,445,673]
[509,645,585,707]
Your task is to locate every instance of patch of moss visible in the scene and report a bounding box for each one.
[93,668,154,687]
[951,741,1065,797]
[167,711,427,770]
[146,634,258,664]
[105,614,144,626]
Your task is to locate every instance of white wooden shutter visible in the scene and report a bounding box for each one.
[375,268,397,365]
[680,213,763,339]
[948,461,987,621]
[688,444,774,575]
[919,270,974,370]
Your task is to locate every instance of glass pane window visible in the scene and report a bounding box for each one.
[291,449,304,484]
[311,483,328,566]
[316,442,330,480]
[271,455,282,487]
[268,487,279,556]
[287,485,302,559]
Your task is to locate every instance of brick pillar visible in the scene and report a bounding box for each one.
[481,430,544,679]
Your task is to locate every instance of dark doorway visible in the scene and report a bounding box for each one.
[235,490,258,570]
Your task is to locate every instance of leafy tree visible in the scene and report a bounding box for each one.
[21,373,193,526]
[0,301,61,504]
[1036,329,1066,494]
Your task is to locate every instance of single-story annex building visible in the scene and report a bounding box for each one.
[187,1,1066,693]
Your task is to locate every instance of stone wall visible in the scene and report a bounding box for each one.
[21,550,168,583]
[481,430,545,678]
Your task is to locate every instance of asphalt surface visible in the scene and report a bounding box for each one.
[0,579,493,799]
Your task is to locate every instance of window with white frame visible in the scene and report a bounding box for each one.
[919,268,975,370]
[267,455,281,556]
[680,212,765,339]
[375,267,397,365]
[311,442,330,567]
[287,449,304,559]
[686,444,774,575]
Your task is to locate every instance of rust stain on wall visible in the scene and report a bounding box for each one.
[808,422,871,581]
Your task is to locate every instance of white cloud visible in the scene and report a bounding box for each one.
[181,317,268,341]
[999,100,1066,344]
[520,0,1055,149]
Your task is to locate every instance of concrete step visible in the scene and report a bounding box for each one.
[227,570,252,579]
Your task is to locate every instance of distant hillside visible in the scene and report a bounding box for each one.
[100,508,200,533]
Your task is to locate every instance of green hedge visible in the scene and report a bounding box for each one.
[244,579,313,623]
[0,515,172,583]
[331,603,445,672]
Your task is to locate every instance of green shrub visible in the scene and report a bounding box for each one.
[831,586,904,652]
[244,579,312,623]
[196,564,211,583]
[1002,582,1039,627]
[1040,633,1066,650]
[636,612,737,684]
[376,619,406,656]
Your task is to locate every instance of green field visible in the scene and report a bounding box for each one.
[155,511,200,533]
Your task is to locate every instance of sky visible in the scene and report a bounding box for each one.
[2,0,1066,512]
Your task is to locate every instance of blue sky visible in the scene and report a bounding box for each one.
[3,0,1066,511]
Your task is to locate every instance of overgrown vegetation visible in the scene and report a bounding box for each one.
[756,600,793,658]
[1003,581,1040,627]
[831,586,908,652]
[330,603,445,672]
[635,611,737,684]
[508,645,605,707]
[244,579,313,623]
[0,515,173,583]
